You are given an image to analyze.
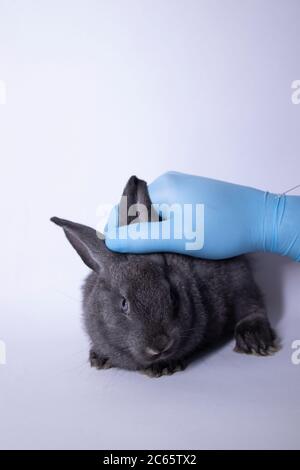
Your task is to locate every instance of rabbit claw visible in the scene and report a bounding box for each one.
[89,349,113,369]
[141,360,185,378]
[234,314,279,356]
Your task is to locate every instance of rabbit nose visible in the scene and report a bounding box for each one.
[146,335,174,357]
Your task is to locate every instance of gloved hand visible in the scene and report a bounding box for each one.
[105,171,300,262]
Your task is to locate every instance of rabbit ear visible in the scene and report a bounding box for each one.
[119,175,160,226]
[51,217,118,272]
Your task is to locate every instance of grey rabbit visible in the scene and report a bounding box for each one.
[51,176,277,377]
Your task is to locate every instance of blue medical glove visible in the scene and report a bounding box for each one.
[105,171,300,262]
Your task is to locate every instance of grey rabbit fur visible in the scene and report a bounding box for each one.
[51,175,277,377]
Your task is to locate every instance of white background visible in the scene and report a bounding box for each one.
[0,0,300,449]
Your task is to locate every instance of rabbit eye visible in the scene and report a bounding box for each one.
[121,297,129,314]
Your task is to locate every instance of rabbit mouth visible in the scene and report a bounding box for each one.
[151,350,175,362]
[132,345,176,367]
[142,340,177,364]
[139,350,175,367]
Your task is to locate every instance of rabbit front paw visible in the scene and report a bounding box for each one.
[234,314,278,356]
[141,361,185,378]
[89,349,113,369]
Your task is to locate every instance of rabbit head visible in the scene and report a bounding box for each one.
[51,177,189,369]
